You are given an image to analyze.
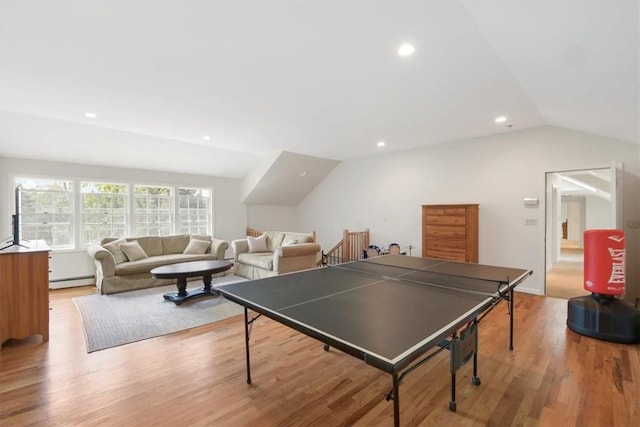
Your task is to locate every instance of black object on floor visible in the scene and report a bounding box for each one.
[567,294,640,344]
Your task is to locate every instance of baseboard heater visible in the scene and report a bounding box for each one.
[49,275,95,283]
[49,275,96,289]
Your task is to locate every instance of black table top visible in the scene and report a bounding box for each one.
[151,260,232,279]
[215,255,532,372]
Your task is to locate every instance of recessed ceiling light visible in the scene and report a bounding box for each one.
[377,141,386,147]
[398,43,415,57]
[85,112,97,118]
[202,135,211,140]
[495,116,507,123]
[299,171,307,177]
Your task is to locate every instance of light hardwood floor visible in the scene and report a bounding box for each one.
[546,261,589,299]
[1,286,639,426]
[546,244,587,299]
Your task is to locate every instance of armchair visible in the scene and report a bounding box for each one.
[232,231,321,280]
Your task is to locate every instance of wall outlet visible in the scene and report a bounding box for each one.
[525,218,537,226]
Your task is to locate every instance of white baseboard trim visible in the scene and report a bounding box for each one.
[49,278,95,289]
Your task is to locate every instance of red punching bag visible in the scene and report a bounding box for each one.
[583,229,625,296]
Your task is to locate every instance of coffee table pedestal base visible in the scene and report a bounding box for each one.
[163,274,217,305]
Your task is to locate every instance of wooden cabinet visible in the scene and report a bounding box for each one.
[0,240,50,345]
[421,204,478,263]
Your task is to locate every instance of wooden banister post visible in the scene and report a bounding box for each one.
[343,229,350,262]
[364,228,370,259]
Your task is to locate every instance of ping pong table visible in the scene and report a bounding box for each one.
[215,255,532,426]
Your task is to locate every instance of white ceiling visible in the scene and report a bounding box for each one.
[554,169,612,200]
[1,1,638,180]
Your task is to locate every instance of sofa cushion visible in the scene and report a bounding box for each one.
[238,252,273,270]
[134,236,164,257]
[115,253,216,275]
[183,238,210,254]
[162,234,190,254]
[264,231,285,252]
[120,241,149,261]
[282,238,298,246]
[191,235,213,253]
[103,237,128,264]
[248,234,268,253]
[285,233,314,244]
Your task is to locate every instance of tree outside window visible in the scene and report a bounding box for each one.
[16,178,73,249]
[12,177,214,250]
[178,187,211,235]
[81,182,127,245]
[134,185,172,236]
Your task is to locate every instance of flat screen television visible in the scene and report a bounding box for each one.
[12,184,21,245]
[1,185,23,251]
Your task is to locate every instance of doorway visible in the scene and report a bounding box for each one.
[545,167,617,298]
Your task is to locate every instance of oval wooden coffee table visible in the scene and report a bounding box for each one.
[151,260,232,305]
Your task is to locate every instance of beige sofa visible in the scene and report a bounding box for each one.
[232,231,321,280]
[87,234,229,294]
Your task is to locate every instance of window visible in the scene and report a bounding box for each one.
[178,187,212,235]
[16,177,73,249]
[80,182,127,245]
[134,185,172,236]
[11,177,214,250]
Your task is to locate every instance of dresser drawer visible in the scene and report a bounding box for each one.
[424,248,466,262]
[424,225,466,238]
[424,215,467,226]
[426,239,467,251]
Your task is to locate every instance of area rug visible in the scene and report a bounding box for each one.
[73,275,246,353]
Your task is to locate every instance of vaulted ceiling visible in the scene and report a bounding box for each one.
[1,1,638,183]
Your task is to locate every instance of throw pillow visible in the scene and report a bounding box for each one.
[120,241,149,262]
[103,237,128,264]
[282,238,299,246]
[247,234,268,253]
[183,238,210,255]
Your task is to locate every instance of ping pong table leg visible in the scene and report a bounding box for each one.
[472,320,481,386]
[450,370,457,412]
[392,372,400,427]
[509,287,514,350]
[244,307,252,384]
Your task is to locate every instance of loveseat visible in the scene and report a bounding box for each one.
[231,231,321,280]
[87,234,229,294]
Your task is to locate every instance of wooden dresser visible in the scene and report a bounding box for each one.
[0,240,50,345]
[421,204,479,263]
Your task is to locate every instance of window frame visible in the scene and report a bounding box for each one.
[177,187,213,236]
[133,183,174,237]
[79,181,129,246]
[10,175,214,252]
[13,175,75,250]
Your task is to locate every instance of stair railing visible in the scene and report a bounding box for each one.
[322,229,370,265]
[245,227,368,267]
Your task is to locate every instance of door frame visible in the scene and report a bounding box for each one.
[542,162,622,295]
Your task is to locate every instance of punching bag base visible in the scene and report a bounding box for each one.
[567,294,640,344]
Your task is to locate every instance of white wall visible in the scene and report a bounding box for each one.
[297,126,640,300]
[585,195,612,230]
[0,156,7,239]
[0,156,246,286]
[246,205,298,233]
[563,197,585,243]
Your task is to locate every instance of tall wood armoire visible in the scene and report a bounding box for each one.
[421,204,479,263]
